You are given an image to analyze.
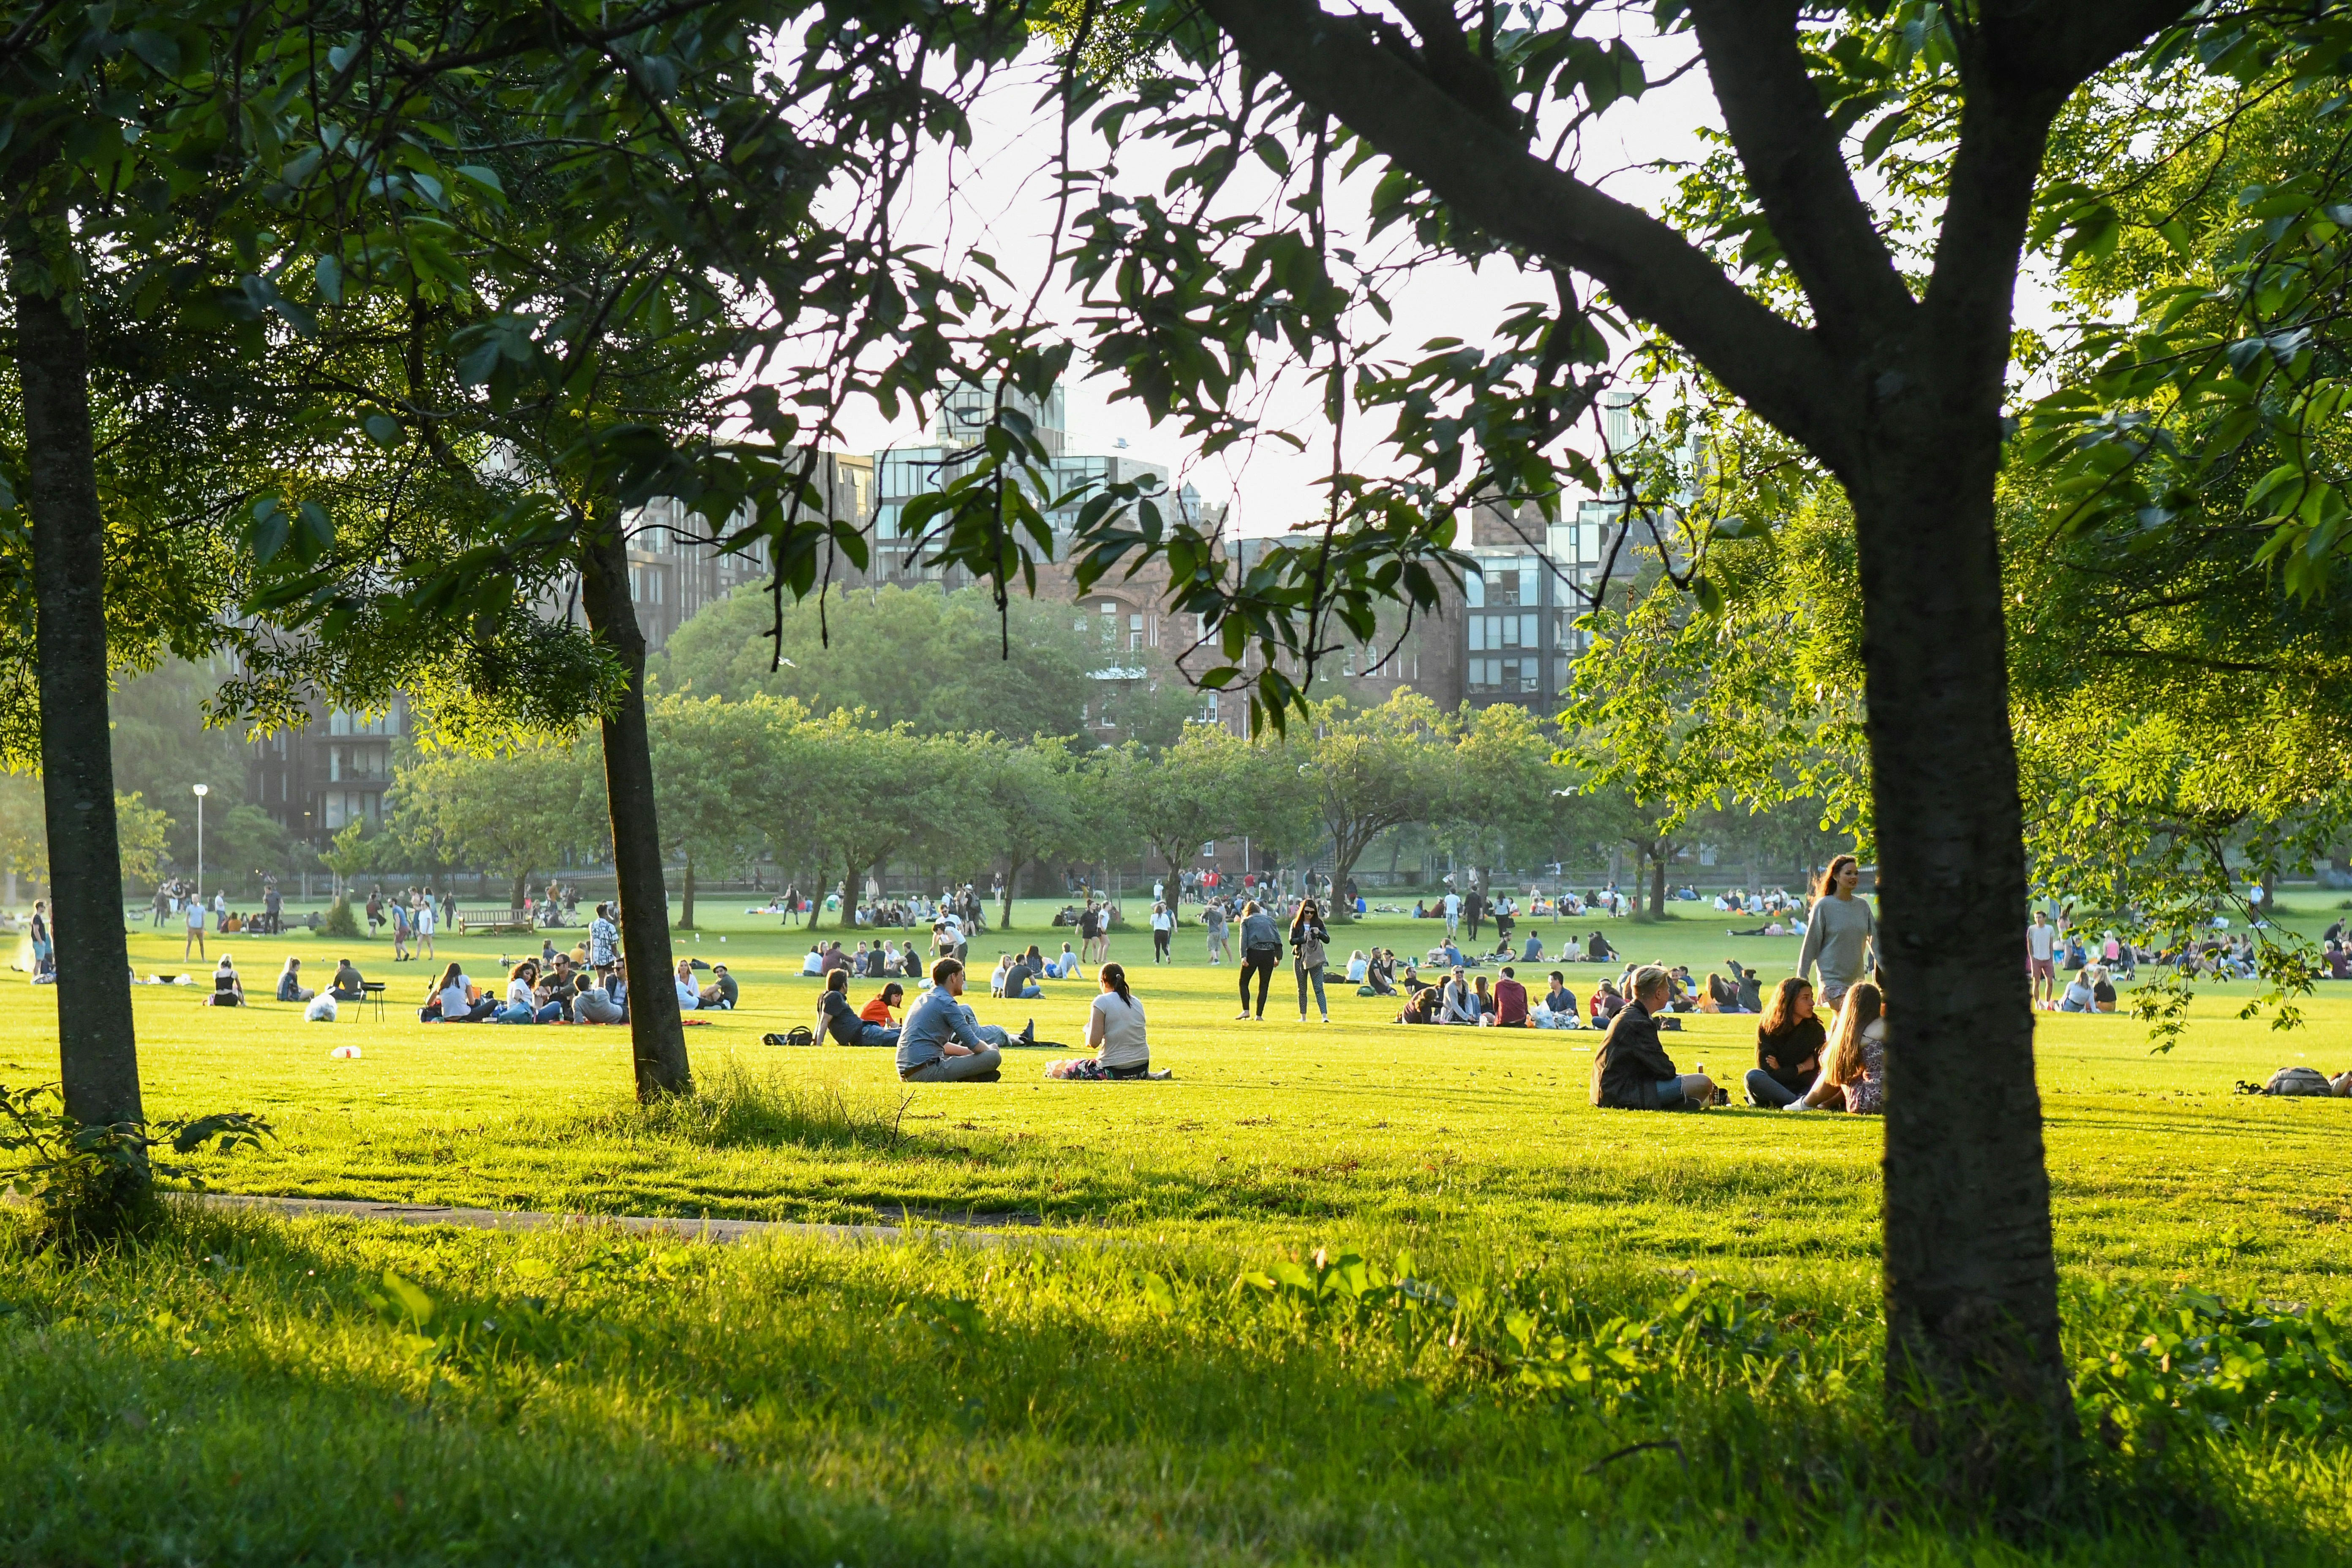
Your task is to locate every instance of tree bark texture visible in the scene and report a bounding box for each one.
[577,520,691,1100]
[1854,394,2066,1478]
[11,282,145,1139]
[1182,0,2200,1477]
[679,851,695,929]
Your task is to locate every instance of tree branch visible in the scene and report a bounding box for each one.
[1686,0,1917,345]
[1195,0,1854,466]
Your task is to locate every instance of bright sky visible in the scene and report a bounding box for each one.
[823,27,1723,537]
[823,21,2062,538]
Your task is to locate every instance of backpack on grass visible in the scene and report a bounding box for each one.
[762,1026,816,1048]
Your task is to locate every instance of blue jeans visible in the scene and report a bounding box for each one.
[1296,964,1328,1018]
[499,1002,564,1024]
[1745,1069,1803,1108]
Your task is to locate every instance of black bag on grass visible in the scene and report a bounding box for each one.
[2239,1066,2335,1096]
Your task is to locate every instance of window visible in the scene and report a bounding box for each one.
[1202,691,1220,722]
[1469,618,1484,653]
[1464,572,1485,609]
[1129,629,1144,651]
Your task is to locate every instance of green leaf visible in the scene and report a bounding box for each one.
[314,253,342,306]
[124,30,180,75]
[454,164,504,196]
[362,414,402,447]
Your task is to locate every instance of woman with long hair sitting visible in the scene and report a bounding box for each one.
[1046,962,1164,1079]
[1789,981,1886,1113]
[1745,977,1824,1108]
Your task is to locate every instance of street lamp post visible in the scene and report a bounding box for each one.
[192,784,208,901]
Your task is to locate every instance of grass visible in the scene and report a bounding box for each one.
[1,895,2348,1563]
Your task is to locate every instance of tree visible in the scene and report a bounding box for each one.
[649,695,772,928]
[1101,725,1255,913]
[1279,692,1443,910]
[0,774,169,896]
[656,585,1100,735]
[978,738,1090,930]
[388,743,596,911]
[789,713,975,928]
[1434,702,1566,893]
[1014,0,2282,1458]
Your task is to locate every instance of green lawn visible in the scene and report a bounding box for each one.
[2,896,2347,1563]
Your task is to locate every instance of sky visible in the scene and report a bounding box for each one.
[819,22,1723,537]
[816,19,2065,540]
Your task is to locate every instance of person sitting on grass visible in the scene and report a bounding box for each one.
[820,968,899,1047]
[574,969,624,1025]
[896,958,1024,1082]
[1046,962,1165,1080]
[1522,932,1544,964]
[276,957,316,1004]
[1490,965,1530,1027]
[1398,985,1443,1025]
[1788,981,1886,1113]
[1345,949,1370,984]
[799,945,824,976]
[1590,978,1625,1026]
[2058,966,2097,1013]
[673,958,703,1011]
[1007,947,1046,999]
[862,981,906,1028]
[1531,972,1581,1029]
[430,961,498,1023]
[1591,965,1724,1111]
[1362,949,1399,997]
[1048,942,1083,980]
[1745,977,1824,1108]
[1471,973,1496,1021]
[702,964,738,1010]
[1440,965,1478,1024]
[898,942,926,980]
[330,958,367,1002]
[501,961,564,1024]
[2091,965,2117,1012]
[1586,929,1617,963]
[208,956,245,1007]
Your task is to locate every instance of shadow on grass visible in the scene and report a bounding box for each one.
[0,1204,2339,1567]
[544,1057,934,1156]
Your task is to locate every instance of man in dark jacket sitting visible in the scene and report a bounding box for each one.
[817,969,897,1047]
[1591,966,1723,1111]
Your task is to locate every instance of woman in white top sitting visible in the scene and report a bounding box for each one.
[1045,962,1162,1080]
[1345,949,1370,983]
[673,958,701,1010]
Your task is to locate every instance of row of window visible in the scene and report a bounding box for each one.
[1469,612,1541,652]
[1467,657,1542,694]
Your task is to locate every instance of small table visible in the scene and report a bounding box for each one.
[362,981,387,1021]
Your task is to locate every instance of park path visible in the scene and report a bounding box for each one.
[8,1190,1057,1247]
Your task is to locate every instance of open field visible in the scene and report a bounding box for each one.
[2,896,2347,1563]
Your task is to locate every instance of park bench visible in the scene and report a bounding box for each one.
[456,907,534,933]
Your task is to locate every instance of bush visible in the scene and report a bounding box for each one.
[321,896,360,938]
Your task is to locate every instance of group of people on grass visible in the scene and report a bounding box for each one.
[807,956,1161,1083]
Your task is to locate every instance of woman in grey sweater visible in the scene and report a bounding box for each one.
[1796,855,1876,1005]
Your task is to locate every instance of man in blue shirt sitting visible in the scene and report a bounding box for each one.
[896,958,1027,1082]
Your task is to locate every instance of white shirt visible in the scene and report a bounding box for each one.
[416,905,435,934]
[675,972,700,1007]
[1088,990,1149,1070]
[1443,894,1460,918]
[800,951,823,975]
[2027,923,2057,961]
[1151,907,1173,932]
[441,981,471,1015]
[507,978,535,1010]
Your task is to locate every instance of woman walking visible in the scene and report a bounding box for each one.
[1233,900,1282,1021]
[1290,898,1332,1024]
[1795,855,1875,1006]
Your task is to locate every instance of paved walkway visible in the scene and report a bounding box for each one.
[187,1192,1051,1247]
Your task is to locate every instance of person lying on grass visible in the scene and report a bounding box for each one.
[1745,977,1824,1108]
[1046,962,1168,1080]
[1786,982,1886,1114]
[896,958,1029,1083]
[819,969,898,1048]
[1590,964,1726,1112]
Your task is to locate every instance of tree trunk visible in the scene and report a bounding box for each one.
[679,851,695,929]
[12,276,146,1170]
[577,520,690,1101]
[1648,846,1666,920]
[1853,438,2066,1478]
[510,866,532,911]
